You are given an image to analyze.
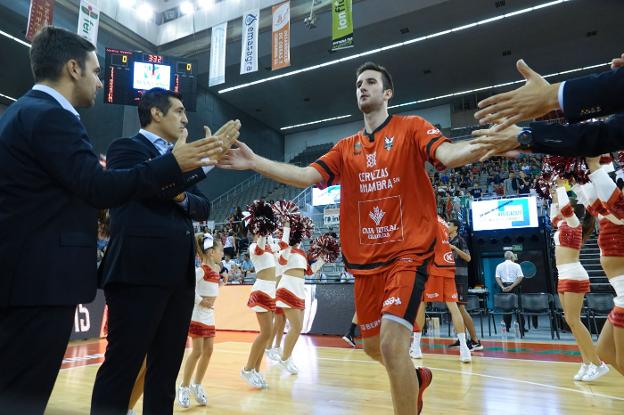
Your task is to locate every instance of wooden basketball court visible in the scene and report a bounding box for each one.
[47,332,624,414]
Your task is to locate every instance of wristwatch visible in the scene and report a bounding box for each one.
[517,128,533,150]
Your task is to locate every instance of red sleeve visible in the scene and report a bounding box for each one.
[412,117,450,171]
[309,140,345,187]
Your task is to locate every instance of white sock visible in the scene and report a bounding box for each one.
[458,332,467,348]
[412,332,422,346]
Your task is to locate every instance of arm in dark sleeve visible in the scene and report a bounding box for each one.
[31,108,182,208]
[184,186,211,221]
[563,67,624,122]
[106,138,206,200]
[530,114,624,156]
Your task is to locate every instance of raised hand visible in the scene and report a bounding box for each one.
[612,52,624,69]
[172,127,223,172]
[470,124,524,161]
[474,60,560,131]
[216,141,257,171]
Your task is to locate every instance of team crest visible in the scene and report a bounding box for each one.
[384,136,394,151]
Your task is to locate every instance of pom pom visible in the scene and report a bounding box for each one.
[244,200,277,236]
[272,200,301,224]
[289,216,314,246]
[542,156,590,185]
[309,234,340,263]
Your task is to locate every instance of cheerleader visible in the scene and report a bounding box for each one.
[544,170,606,382]
[275,226,338,374]
[177,233,224,408]
[582,156,624,376]
[241,200,279,388]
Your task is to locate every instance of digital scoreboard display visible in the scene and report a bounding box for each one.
[471,196,539,231]
[104,48,197,111]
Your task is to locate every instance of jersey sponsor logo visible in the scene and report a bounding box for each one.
[383,296,402,307]
[354,140,362,155]
[427,128,441,135]
[366,152,377,168]
[384,135,394,151]
[443,251,455,264]
[369,206,385,226]
[359,318,381,331]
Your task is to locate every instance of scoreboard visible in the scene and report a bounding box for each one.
[104,48,197,111]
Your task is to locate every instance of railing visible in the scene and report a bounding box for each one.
[210,173,263,207]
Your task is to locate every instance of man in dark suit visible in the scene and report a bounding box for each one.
[90,88,213,415]
[0,27,236,415]
[470,54,624,157]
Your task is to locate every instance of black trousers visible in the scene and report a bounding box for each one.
[0,305,76,415]
[502,283,525,331]
[90,282,194,415]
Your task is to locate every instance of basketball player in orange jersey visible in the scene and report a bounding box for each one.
[217,61,489,414]
[410,216,471,363]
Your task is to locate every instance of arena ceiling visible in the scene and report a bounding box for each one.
[0,0,623,133]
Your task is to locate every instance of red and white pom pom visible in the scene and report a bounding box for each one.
[542,155,589,185]
[309,234,340,263]
[289,216,314,246]
[245,200,277,236]
[272,200,300,224]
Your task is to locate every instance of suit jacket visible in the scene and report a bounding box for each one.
[562,66,624,122]
[0,90,190,307]
[98,134,210,288]
[530,113,624,156]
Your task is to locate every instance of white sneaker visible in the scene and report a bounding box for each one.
[574,363,589,381]
[176,385,191,408]
[266,347,280,362]
[253,369,269,388]
[190,383,207,406]
[409,343,423,359]
[279,357,299,374]
[582,362,610,382]
[459,346,472,363]
[240,368,264,389]
[127,410,137,415]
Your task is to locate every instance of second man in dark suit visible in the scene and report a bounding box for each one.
[91,88,215,415]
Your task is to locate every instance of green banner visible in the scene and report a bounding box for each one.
[332,0,353,51]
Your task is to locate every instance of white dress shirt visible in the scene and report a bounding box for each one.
[495,260,524,283]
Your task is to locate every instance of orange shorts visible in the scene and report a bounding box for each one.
[354,258,431,338]
[423,275,458,303]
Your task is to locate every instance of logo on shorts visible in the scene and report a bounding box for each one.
[369,206,385,226]
[426,293,440,299]
[427,128,441,135]
[443,252,455,264]
[451,293,458,299]
[366,152,377,168]
[383,296,402,307]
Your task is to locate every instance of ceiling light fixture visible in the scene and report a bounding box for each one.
[180,1,195,15]
[280,114,352,131]
[136,3,154,21]
[0,92,17,102]
[0,29,30,48]
[219,0,571,94]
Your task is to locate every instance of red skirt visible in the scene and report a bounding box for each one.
[247,290,276,313]
[557,279,590,294]
[275,288,305,310]
[598,219,624,256]
[189,321,216,338]
[608,306,624,329]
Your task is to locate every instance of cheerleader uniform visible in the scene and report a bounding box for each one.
[276,242,324,310]
[189,265,220,338]
[583,168,624,328]
[247,236,277,313]
[552,187,590,294]
[272,230,290,315]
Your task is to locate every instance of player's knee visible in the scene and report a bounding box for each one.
[363,341,382,362]
[379,336,404,363]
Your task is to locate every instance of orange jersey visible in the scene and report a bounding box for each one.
[310,115,449,275]
[430,217,455,278]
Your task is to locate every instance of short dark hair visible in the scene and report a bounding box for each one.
[30,26,96,83]
[448,219,460,229]
[138,88,183,127]
[356,62,394,93]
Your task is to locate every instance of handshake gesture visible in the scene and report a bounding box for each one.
[172,119,242,172]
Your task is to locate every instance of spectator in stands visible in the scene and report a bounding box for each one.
[518,171,531,194]
[229,264,243,284]
[328,227,338,239]
[223,230,236,259]
[240,254,254,277]
[504,172,518,195]
[222,253,236,273]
